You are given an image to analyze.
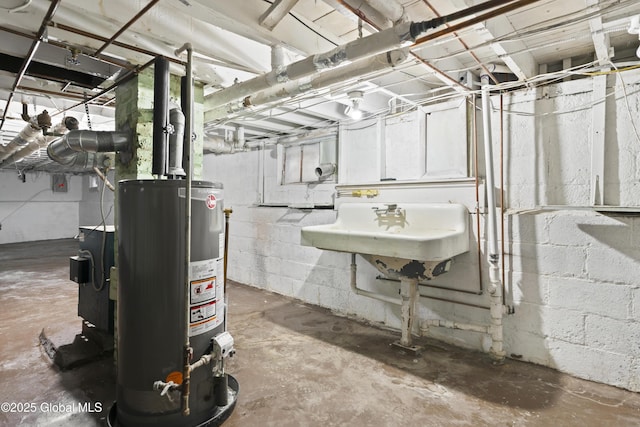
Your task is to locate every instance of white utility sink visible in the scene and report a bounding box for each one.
[301,202,470,261]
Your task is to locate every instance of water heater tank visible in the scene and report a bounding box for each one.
[115,179,236,427]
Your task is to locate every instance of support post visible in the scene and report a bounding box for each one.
[394,278,421,353]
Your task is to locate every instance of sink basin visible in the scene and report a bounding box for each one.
[301,202,470,262]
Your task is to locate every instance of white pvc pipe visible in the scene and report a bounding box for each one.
[481,75,505,361]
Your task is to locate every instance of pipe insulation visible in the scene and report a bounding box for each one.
[205,19,441,109]
[207,49,408,121]
[47,130,129,165]
[363,0,407,23]
[0,123,41,162]
[0,120,73,165]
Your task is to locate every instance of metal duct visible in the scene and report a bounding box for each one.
[315,163,336,179]
[152,56,170,176]
[168,107,186,176]
[47,130,129,165]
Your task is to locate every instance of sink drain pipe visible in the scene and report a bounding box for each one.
[350,254,401,306]
[414,80,506,361]
[481,75,505,362]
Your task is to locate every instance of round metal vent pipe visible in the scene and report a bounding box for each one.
[152,56,170,176]
[47,130,129,165]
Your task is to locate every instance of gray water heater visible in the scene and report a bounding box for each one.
[115,179,235,426]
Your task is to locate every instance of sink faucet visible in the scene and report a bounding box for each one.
[373,203,404,217]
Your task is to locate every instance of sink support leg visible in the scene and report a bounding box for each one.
[393,278,422,354]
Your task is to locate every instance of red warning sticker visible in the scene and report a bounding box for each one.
[206,194,217,209]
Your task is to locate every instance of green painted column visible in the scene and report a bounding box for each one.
[111,64,205,366]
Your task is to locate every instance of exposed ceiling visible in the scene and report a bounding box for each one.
[0,0,639,172]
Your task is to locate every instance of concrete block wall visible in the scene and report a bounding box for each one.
[204,71,640,392]
[0,170,82,244]
[504,210,640,391]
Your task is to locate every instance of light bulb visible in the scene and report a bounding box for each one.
[349,107,363,120]
[637,44,640,59]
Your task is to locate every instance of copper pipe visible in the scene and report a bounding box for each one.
[421,0,499,85]
[414,0,542,47]
[50,22,187,66]
[94,0,161,56]
[0,0,62,130]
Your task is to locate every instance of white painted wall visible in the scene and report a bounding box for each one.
[204,70,640,392]
[79,171,115,227]
[0,170,82,244]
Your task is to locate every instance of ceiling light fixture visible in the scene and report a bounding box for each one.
[344,90,364,120]
[628,15,640,59]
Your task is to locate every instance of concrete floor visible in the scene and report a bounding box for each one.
[1,239,639,427]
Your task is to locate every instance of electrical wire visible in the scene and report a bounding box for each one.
[96,167,109,292]
[260,0,338,48]
[610,61,640,145]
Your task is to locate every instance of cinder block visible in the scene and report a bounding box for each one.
[507,302,585,345]
[585,315,640,355]
[264,257,281,276]
[509,242,586,278]
[306,264,335,288]
[633,288,640,321]
[318,286,350,311]
[503,328,551,366]
[548,276,631,319]
[548,211,633,248]
[633,217,640,247]
[586,246,640,285]
[506,212,549,244]
[548,339,633,390]
[280,261,311,282]
[506,271,548,305]
[266,275,294,297]
[293,282,320,305]
[347,292,386,323]
[629,358,640,392]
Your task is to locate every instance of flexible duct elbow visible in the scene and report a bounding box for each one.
[47,130,130,165]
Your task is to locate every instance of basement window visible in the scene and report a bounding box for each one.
[281,133,337,185]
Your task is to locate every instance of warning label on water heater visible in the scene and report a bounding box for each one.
[188,258,223,337]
